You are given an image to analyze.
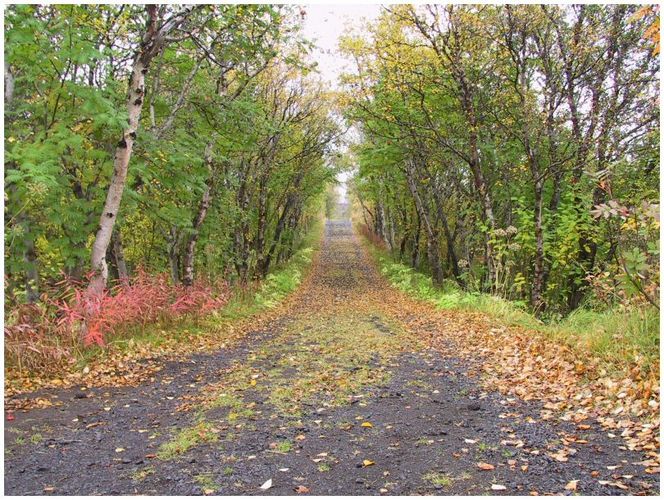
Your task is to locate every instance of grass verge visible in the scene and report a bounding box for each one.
[111,216,324,353]
[366,241,659,377]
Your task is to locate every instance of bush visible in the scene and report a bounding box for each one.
[4,271,231,373]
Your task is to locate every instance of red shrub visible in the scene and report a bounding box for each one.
[61,270,231,346]
[5,270,231,368]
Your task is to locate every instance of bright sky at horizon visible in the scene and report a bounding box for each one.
[299,4,383,203]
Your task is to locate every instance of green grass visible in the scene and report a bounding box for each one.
[157,421,219,460]
[131,466,155,481]
[367,243,659,375]
[274,440,292,453]
[194,473,221,493]
[423,472,452,487]
[201,218,323,320]
[212,393,255,422]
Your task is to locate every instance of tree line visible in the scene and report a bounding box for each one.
[5,4,339,306]
[342,4,659,316]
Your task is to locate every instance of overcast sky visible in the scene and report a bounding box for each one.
[301,4,383,89]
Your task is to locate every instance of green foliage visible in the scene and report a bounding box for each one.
[4,5,337,310]
[342,4,659,317]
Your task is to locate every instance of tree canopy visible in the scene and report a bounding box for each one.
[341,4,659,316]
[5,4,340,306]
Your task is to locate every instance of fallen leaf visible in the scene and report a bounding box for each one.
[477,462,495,471]
[279,468,289,472]
[362,459,375,467]
[549,450,569,462]
[361,422,373,428]
[115,447,125,453]
[294,485,310,494]
[491,484,507,491]
[260,479,272,490]
[565,480,579,491]
[464,438,477,444]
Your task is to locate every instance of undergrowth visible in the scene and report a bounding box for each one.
[367,243,659,376]
[4,272,230,374]
[5,219,323,379]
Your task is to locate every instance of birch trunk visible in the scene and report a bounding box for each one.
[182,145,214,286]
[87,5,194,296]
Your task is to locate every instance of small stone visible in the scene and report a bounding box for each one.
[467,402,481,411]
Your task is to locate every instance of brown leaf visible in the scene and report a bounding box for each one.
[477,462,495,471]
[294,485,310,494]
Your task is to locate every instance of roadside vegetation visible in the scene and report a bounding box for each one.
[343,5,659,376]
[5,219,322,399]
[367,239,658,377]
[4,5,338,385]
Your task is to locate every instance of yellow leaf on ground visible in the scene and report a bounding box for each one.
[565,480,579,491]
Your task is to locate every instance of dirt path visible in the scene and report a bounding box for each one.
[4,219,659,495]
